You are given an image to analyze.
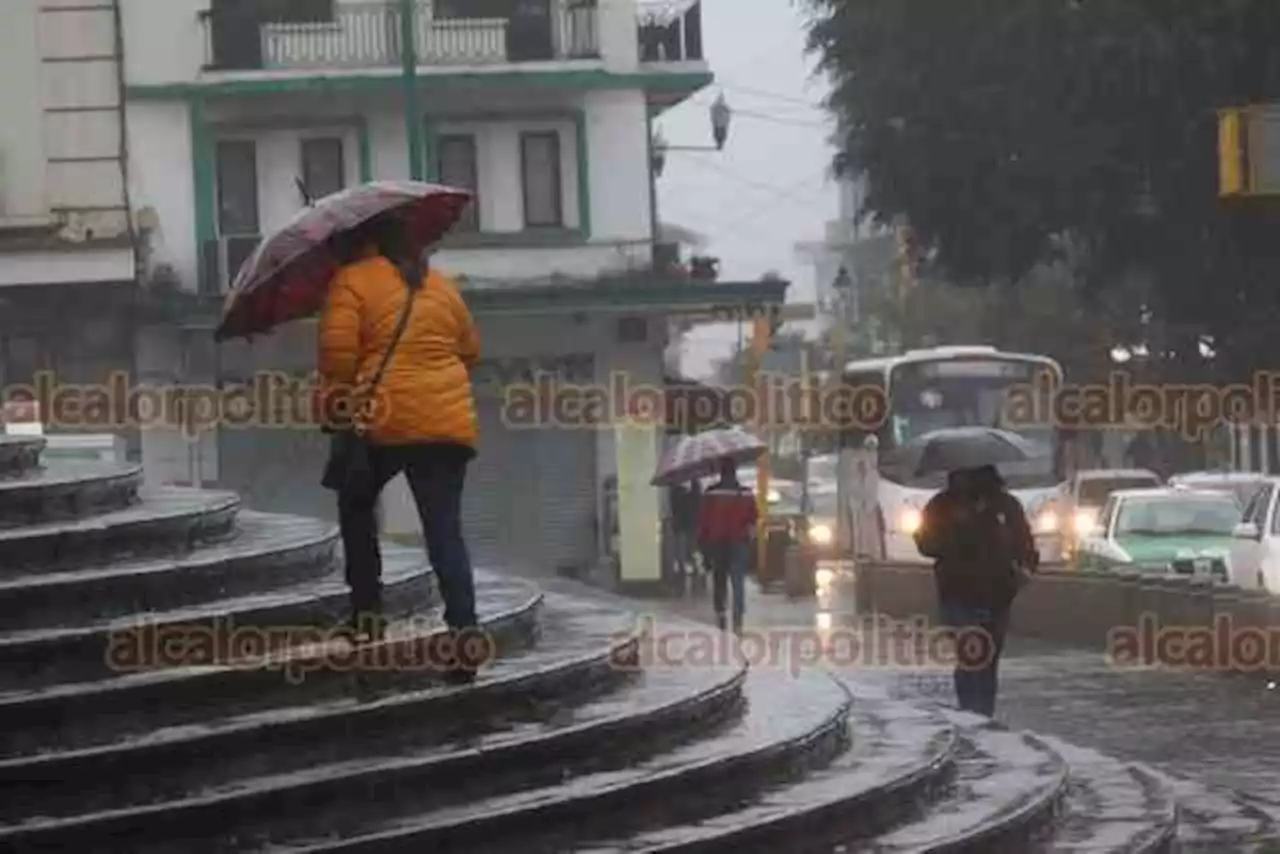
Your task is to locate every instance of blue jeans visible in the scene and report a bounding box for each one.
[338,443,477,631]
[704,540,748,630]
[938,603,1009,717]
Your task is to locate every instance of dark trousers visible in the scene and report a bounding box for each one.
[338,442,477,631]
[939,602,1009,717]
[703,540,748,631]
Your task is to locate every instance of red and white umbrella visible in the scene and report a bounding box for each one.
[215,181,472,342]
[651,427,767,487]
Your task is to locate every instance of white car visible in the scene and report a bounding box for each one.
[1063,468,1161,554]
[1169,471,1272,510]
[1228,475,1280,591]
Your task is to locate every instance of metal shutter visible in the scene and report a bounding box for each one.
[522,408,597,574]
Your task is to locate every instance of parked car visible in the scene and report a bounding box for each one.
[802,487,841,558]
[1075,486,1238,582]
[1167,471,1272,510]
[1062,468,1162,556]
[1227,475,1280,591]
[736,464,800,506]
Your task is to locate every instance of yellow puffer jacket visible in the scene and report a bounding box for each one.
[317,255,480,447]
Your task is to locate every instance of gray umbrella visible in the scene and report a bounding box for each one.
[903,427,1045,477]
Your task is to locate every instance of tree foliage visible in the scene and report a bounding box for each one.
[806,0,1280,379]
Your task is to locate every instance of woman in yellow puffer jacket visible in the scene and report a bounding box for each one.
[317,213,482,681]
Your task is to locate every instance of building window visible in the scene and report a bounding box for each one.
[215,139,259,236]
[520,131,563,228]
[300,137,345,203]
[437,134,479,231]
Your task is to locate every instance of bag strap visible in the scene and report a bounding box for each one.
[353,266,417,428]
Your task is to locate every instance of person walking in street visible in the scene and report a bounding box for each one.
[317,212,483,683]
[697,459,758,633]
[668,480,702,590]
[914,464,1037,716]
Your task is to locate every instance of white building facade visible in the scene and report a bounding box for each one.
[119,0,786,583]
[0,0,137,401]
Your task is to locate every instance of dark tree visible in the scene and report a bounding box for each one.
[806,0,1280,380]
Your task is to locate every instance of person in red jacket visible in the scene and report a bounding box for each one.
[697,458,758,633]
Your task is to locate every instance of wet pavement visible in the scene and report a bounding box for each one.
[657,566,1280,803]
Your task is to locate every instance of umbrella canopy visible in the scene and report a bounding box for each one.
[902,427,1044,477]
[651,428,767,487]
[214,181,472,341]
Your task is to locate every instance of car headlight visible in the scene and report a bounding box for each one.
[1035,509,1058,534]
[899,507,922,534]
[810,523,833,545]
[767,488,781,504]
[1074,509,1097,536]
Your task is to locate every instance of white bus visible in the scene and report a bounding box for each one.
[840,345,1066,564]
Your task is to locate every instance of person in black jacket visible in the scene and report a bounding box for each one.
[914,464,1037,716]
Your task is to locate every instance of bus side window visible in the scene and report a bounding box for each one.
[838,370,889,449]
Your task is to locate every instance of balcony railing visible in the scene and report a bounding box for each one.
[637,0,702,63]
[200,1,599,72]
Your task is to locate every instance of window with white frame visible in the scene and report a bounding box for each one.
[300,137,345,203]
[520,130,563,228]
[437,134,479,231]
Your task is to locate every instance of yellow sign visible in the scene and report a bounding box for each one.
[1219,108,1245,196]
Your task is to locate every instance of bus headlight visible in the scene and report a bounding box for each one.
[1074,509,1097,536]
[1035,509,1058,534]
[767,488,781,504]
[899,508,922,534]
[810,523,833,545]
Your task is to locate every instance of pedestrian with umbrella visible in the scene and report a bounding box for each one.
[216,181,484,684]
[653,428,765,633]
[908,427,1041,716]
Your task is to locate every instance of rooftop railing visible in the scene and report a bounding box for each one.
[200,0,600,71]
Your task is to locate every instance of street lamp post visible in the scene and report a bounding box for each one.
[830,265,853,556]
[400,0,424,180]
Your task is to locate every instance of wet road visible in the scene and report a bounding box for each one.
[660,567,1280,802]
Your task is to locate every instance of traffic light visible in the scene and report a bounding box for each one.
[1218,108,1248,196]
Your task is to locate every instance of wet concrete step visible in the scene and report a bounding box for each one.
[0,487,240,571]
[0,462,143,526]
[1149,770,1280,851]
[234,668,851,853]
[573,698,957,853]
[0,550,436,688]
[0,572,541,756]
[0,597,645,817]
[1033,736,1177,852]
[0,512,340,630]
[2,634,745,851]
[0,436,44,478]
[855,714,1067,852]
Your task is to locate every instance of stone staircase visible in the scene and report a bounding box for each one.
[1,433,1277,852]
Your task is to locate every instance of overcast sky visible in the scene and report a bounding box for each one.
[654,0,838,380]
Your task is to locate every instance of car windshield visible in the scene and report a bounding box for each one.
[1079,476,1159,506]
[1114,496,1240,536]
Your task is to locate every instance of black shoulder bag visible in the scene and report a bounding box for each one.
[321,272,416,500]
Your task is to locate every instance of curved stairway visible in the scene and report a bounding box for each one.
[0,434,1273,852]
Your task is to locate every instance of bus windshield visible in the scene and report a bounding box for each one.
[878,357,1059,488]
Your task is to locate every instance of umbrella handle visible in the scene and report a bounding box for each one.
[295,177,313,207]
